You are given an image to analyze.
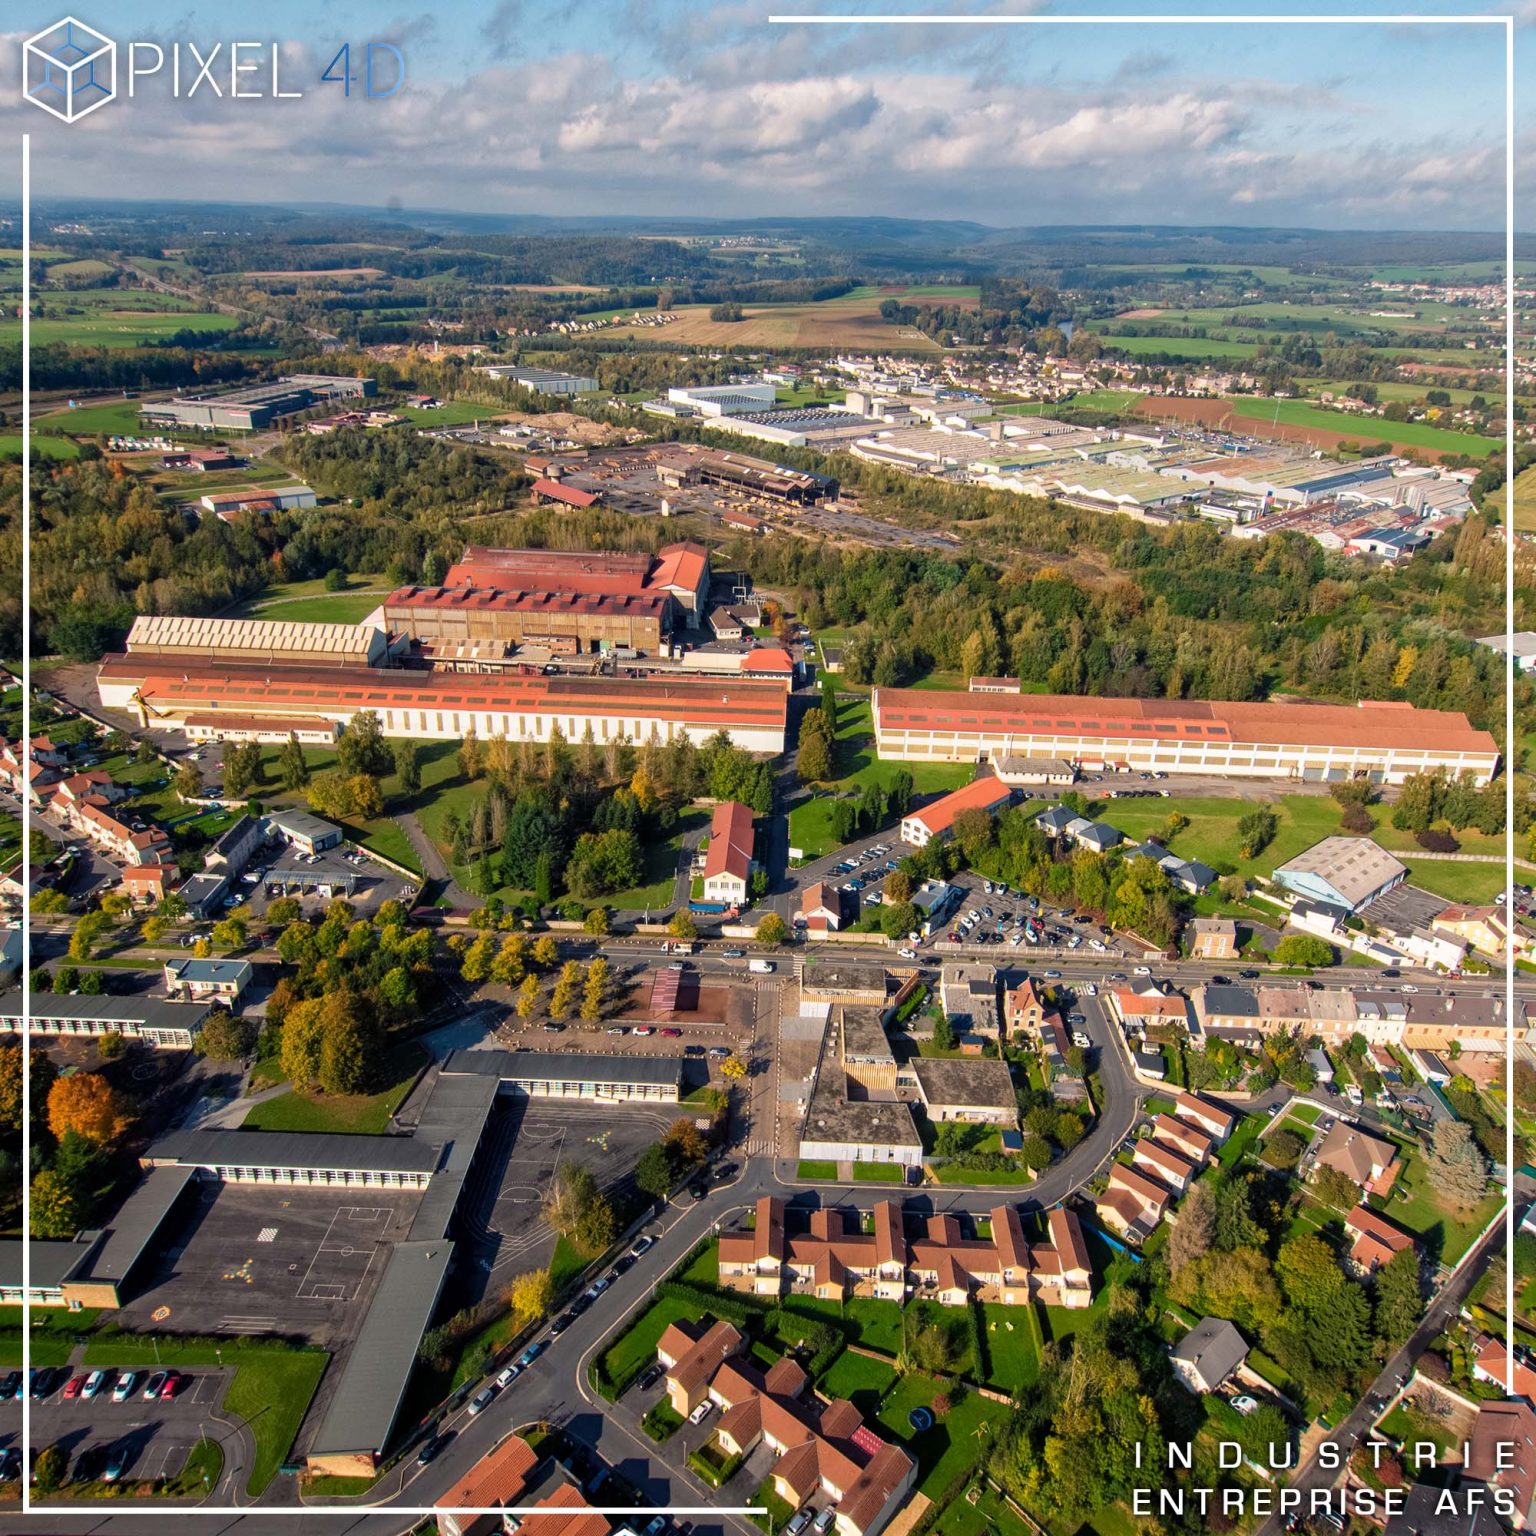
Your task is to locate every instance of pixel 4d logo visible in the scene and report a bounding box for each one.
[24,18,117,123]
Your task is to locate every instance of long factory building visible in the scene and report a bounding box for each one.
[872,688,1500,786]
[98,655,790,754]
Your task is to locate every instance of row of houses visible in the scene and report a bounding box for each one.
[1096,1090,1235,1242]
[717,1195,1094,1311]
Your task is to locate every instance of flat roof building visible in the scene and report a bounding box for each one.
[476,365,598,395]
[140,374,374,431]
[872,688,1499,787]
[0,990,211,1050]
[381,585,674,654]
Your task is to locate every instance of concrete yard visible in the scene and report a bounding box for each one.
[116,1183,422,1348]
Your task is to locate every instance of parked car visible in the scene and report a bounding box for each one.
[417,1432,451,1466]
[659,1026,683,1037]
[101,1448,129,1483]
[0,1372,20,1401]
[637,1363,666,1391]
[81,1370,109,1400]
[814,1508,837,1534]
[785,1511,813,1536]
[468,1387,496,1416]
[496,1364,521,1388]
[633,1025,655,1036]
[688,1400,715,1425]
[141,1372,168,1401]
[518,1342,545,1368]
[630,1234,656,1256]
[159,1372,183,1400]
[111,1372,140,1403]
[550,1312,575,1336]
[721,950,744,959]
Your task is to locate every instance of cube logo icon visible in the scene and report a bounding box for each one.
[24,18,117,124]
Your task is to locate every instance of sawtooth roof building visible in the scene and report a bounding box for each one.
[871,688,1499,786]
[126,614,390,668]
[444,541,712,618]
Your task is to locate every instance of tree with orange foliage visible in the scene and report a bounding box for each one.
[47,1073,132,1146]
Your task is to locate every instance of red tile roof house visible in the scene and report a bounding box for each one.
[1096,1162,1175,1241]
[122,864,174,904]
[1343,1205,1415,1274]
[701,801,757,906]
[1311,1120,1399,1194]
[716,1197,1092,1309]
[1468,1399,1536,1530]
[1171,1090,1235,1145]
[1474,1337,1536,1401]
[1133,1136,1201,1194]
[898,777,1013,848]
[658,1324,917,1536]
[1005,977,1061,1038]
[800,882,842,933]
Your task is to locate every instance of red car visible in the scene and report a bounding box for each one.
[62,1375,86,1400]
[159,1372,182,1400]
[659,1027,683,1038]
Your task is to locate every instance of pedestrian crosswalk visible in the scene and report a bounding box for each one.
[744,1138,774,1158]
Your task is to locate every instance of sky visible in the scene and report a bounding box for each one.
[0,0,1531,232]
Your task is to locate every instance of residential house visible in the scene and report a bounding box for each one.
[701,801,756,906]
[1312,1120,1398,1194]
[1133,1137,1199,1194]
[1171,1091,1234,1145]
[800,882,842,933]
[717,1197,1091,1310]
[1005,977,1060,1039]
[657,1319,747,1416]
[435,1434,542,1536]
[939,964,998,1038]
[1171,1317,1249,1394]
[1473,1337,1536,1401]
[74,802,172,866]
[122,864,174,904]
[1096,1162,1174,1242]
[1188,918,1237,961]
[1343,1205,1415,1274]
[1467,1400,1536,1531]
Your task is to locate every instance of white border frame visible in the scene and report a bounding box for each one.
[16,4,1520,1520]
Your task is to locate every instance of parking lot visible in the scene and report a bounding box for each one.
[237,838,417,920]
[116,1181,421,1348]
[23,1366,237,1490]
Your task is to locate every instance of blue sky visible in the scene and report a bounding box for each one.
[1,0,1530,231]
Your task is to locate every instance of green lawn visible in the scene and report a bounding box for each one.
[82,1338,326,1496]
[33,399,151,437]
[241,1041,426,1135]
[817,1351,898,1414]
[0,1306,100,1366]
[931,1480,1034,1536]
[874,1372,1010,1498]
[796,1160,837,1180]
[776,1296,905,1355]
[394,402,512,426]
[978,1304,1043,1392]
[790,688,972,856]
[595,1295,714,1398]
[1217,1115,1263,1168]
[602,806,709,911]
[0,434,79,460]
[1379,1143,1500,1266]
[249,595,387,624]
[1397,859,1507,905]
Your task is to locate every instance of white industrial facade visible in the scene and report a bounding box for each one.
[0,994,210,1050]
[871,689,1500,787]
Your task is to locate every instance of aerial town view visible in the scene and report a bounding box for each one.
[0,3,1533,1536]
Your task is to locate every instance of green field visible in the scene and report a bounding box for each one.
[1396,858,1508,905]
[788,690,974,857]
[1221,396,1500,456]
[1512,465,1536,535]
[394,402,514,426]
[0,311,239,349]
[251,595,387,623]
[1380,1143,1500,1266]
[874,1371,1010,1498]
[240,1042,426,1135]
[1103,334,1263,361]
[82,1338,327,1496]
[33,399,150,437]
[0,434,79,460]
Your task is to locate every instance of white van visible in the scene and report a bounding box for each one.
[748,959,776,974]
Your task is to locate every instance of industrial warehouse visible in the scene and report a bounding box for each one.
[98,657,791,753]
[139,373,375,431]
[871,687,1500,785]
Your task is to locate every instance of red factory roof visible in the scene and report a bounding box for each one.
[531,477,599,508]
[382,586,671,620]
[903,775,1012,837]
[703,800,755,885]
[99,656,790,733]
[873,688,1497,757]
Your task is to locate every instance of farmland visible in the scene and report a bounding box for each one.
[0,309,239,349]
[602,286,967,350]
[1512,465,1536,535]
